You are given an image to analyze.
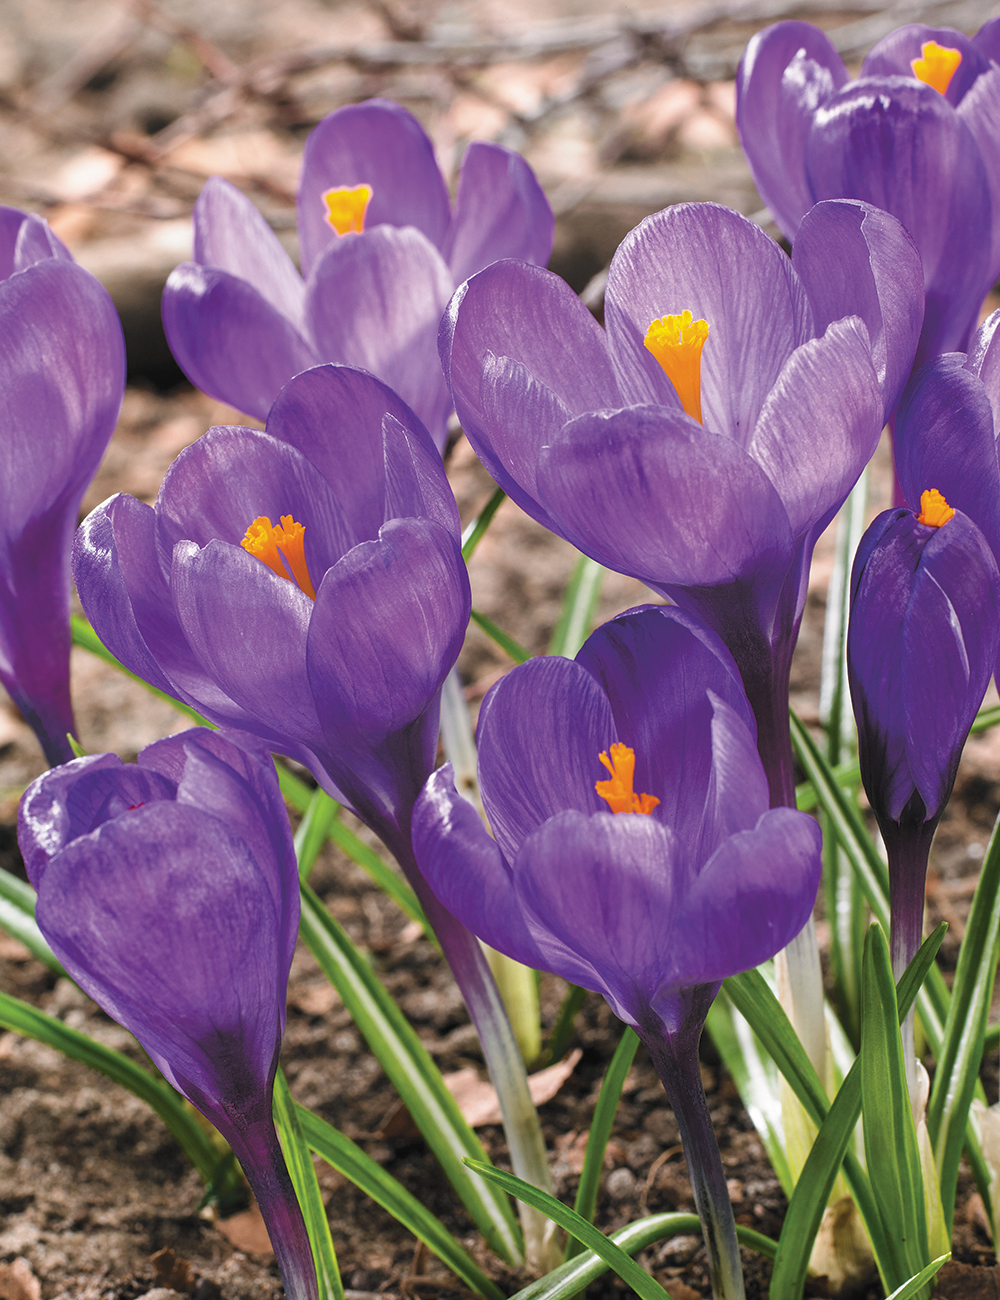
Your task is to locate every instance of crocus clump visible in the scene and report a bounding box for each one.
[162,99,553,449]
[736,19,1000,368]
[848,495,1000,981]
[413,604,822,1300]
[443,198,923,807]
[18,727,317,1300]
[0,206,125,766]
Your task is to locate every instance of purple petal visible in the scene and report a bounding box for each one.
[956,65,1000,286]
[736,22,848,238]
[443,142,554,285]
[35,802,286,1110]
[975,16,1000,64]
[513,810,682,1024]
[265,364,457,540]
[476,655,616,866]
[792,199,924,420]
[154,425,354,578]
[575,605,762,862]
[604,203,814,441]
[861,26,989,106]
[308,518,469,750]
[305,226,454,447]
[411,765,548,970]
[162,262,319,422]
[11,212,72,272]
[536,405,794,595]
[894,354,1000,565]
[193,176,306,331]
[966,308,1000,431]
[660,807,821,992]
[747,316,882,538]
[804,78,992,361]
[297,99,451,277]
[172,538,325,752]
[140,728,300,967]
[445,261,619,517]
[902,514,1000,817]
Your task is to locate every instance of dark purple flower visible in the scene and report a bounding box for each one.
[0,207,125,766]
[18,728,317,1300]
[74,364,469,866]
[893,311,1000,638]
[443,199,922,804]
[413,603,821,1300]
[162,99,553,449]
[848,497,1000,976]
[736,21,1000,367]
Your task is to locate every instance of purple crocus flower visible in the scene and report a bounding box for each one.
[893,310,1000,645]
[18,727,317,1300]
[413,604,822,1300]
[0,206,125,766]
[162,99,553,450]
[443,198,923,806]
[736,19,1000,368]
[74,363,468,869]
[848,495,1000,982]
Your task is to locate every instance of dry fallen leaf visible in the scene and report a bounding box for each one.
[0,1258,42,1300]
[444,1049,583,1127]
[216,1200,275,1256]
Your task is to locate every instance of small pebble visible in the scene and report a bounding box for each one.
[606,1166,636,1201]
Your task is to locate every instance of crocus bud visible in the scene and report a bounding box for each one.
[18,728,317,1300]
[848,497,1000,977]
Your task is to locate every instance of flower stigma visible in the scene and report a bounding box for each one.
[911,41,962,94]
[241,516,317,599]
[916,488,955,528]
[595,743,661,815]
[321,184,373,235]
[643,310,710,424]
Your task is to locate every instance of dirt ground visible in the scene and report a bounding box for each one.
[3,0,1000,1297]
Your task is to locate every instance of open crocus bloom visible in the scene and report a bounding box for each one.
[19,728,317,1300]
[73,363,470,858]
[737,20,1000,366]
[413,604,821,1300]
[0,206,125,766]
[849,496,1000,977]
[443,199,923,804]
[413,604,822,1029]
[163,99,553,450]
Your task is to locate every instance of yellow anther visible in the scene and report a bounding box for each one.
[595,743,660,816]
[911,40,962,95]
[916,488,955,528]
[241,515,316,599]
[644,310,710,424]
[322,184,373,235]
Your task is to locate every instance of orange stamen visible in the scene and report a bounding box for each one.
[241,515,316,599]
[911,40,962,95]
[322,184,373,235]
[916,488,955,528]
[595,743,660,816]
[644,310,710,424]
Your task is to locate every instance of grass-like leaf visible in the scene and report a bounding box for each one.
[884,1255,951,1300]
[860,923,929,1292]
[567,1027,639,1257]
[470,609,531,664]
[297,1103,505,1300]
[770,924,946,1300]
[928,803,1000,1231]
[462,488,507,561]
[298,885,523,1264]
[464,1159,673,1300]
[547,554,605,659]
[0,867,62,973]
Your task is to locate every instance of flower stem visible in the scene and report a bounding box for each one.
[223,1107,319,1300]
[641,987,745,1300]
